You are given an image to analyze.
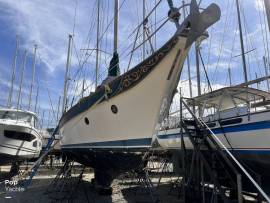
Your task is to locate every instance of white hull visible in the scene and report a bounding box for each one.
[60,35,189,150]
[0,120,42,164]
[156,110,270,152]
[57,2,221,188]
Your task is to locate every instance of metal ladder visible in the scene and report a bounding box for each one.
[22,126,59,189]
[179,98,269,203]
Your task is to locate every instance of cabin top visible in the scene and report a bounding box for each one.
[0,108,38,118]
[0,108,38,127]
[186,87,270,111]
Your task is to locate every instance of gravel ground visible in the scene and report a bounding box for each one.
[0,166,183,203]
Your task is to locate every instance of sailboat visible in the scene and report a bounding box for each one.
[156,0,270,191]
[59,0,220,191]
[0,41,42,167]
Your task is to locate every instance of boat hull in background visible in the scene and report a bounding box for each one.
[156,110,270,192]
[0,122,42,165]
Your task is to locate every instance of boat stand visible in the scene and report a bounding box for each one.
[44,159,90,202]
[0,161,25,182]
[130,151,159,203]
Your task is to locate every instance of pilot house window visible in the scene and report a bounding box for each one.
[4,130,35,142]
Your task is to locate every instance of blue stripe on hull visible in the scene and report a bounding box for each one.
[62,137,152,148]
[157,133,181,139]
[212,120,270,134]
[230,149,270,155]
[157,120,270,140]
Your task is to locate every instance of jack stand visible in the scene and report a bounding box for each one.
[44,160,89,202]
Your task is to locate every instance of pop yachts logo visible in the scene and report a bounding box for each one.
[4,180,25,192]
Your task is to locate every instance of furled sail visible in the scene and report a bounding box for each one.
[108,52,120,77]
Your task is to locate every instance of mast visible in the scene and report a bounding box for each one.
[264,0,270,33]
[62,34,73,115]
[143,0,146,59]
[182,0,192,98]
[34,85,39,112]
[47,111,51,128]
[236,0,248,83]
[114,0,119,53]
[255,72,260,89]
[7,36,19,107]
[107,0,120,78]
[195,41,202,117]
[41,110,45,129]
[95,0,100,89]
[195,42,201,97]
[56,96,61,122]
[16,50,27,109]
[263,56,270,92]
[228,67,232,86]
[81,78,85,98]
[187,52,193,97]
[28,44,37,110]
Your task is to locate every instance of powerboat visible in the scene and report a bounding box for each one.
[0,108,42,165]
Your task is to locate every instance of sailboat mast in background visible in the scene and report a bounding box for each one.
[114,0,119,54]
[28,44,37,110]
[95,0,100,89]
[264,0,270,33]
[236,0,248,83]
[16,50,27,109]
[182,0,192,98]
[263,56,270,92]
[142,0,146,59]
[62,34,73,115]
[7,36,19,108]
[263,0,270,92]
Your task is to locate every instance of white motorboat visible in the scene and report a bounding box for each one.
[0,108,42,165]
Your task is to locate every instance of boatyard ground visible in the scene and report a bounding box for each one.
[0,164,183,203]
[0,164,264,203]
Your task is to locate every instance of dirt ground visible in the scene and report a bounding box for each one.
[0,166,183,203]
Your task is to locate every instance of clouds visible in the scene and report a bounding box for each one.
[254,0,265,11]
[0,0,93,72]
[0,0,269,127]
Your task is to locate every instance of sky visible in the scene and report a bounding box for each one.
[0,0,269,128]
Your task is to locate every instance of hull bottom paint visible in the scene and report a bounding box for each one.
[232,150,270,178]
[224,151,270,193]
[62,148,144,187]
